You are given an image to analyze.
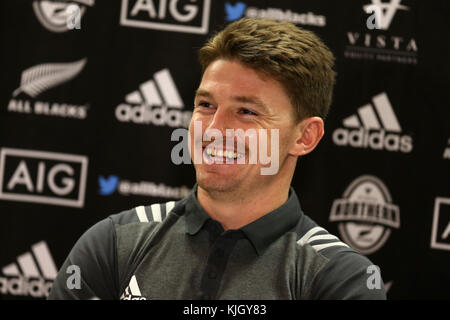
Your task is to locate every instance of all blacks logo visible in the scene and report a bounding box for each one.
[329,175,400,254]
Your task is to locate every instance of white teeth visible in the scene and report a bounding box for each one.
[224,150,236,159]
[205,147,241,160]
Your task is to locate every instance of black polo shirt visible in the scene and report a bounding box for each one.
[48,186,386,300]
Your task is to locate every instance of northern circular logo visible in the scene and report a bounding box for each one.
[329,175,400,254]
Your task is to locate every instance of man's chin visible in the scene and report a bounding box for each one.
[196,175,240,194]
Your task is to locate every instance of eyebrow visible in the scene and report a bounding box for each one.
[195,88,213,99]
[195,89,271,114]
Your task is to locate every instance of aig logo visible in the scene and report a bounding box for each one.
[0,148,88,208]
[120,0,211,34]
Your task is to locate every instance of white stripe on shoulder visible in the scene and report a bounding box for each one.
[165,201,175,215]
[135,206,149,222]
[150,203,162,222]
[297,226,350,252]
[297,226,326,246]
[312,242,349,252]
[307,234,340,243]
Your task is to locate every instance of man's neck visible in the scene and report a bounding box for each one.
[197,183,290,230]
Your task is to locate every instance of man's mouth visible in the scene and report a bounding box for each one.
[203,146,245,161]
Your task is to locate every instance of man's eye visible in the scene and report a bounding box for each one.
[198,102,212,108]
[240,108,257,115]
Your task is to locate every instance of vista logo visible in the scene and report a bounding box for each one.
[0,241,57,298]
[364,0,409,30]
[120,0,211,34]
[98,175,119,195]
[0,148,88,208]
[33,0,94,32]
[115,68,192,128]
[330,175,400,255]
[344,0,417,64]
[332,92,413,153]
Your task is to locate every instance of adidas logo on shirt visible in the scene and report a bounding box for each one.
[120,275,146,300]
[332,92,413,153]
[115,68,192,128]
[0,241,57,298]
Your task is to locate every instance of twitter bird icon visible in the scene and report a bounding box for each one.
[225,2,247,21]
[99,175,119,196]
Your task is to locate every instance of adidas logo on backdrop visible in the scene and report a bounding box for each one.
[115,68,192,128]
[0,241,57,298]
[332,92,413,153]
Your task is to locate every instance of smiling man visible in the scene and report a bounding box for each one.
[190,57,319,231]
[48,18,386,300]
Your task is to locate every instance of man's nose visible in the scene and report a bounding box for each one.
[206,107,232,133]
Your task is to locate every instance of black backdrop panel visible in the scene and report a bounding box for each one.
[1,0,449,299]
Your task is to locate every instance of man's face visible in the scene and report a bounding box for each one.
[189,59,299,195]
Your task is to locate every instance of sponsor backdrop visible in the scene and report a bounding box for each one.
[0,0,449,299]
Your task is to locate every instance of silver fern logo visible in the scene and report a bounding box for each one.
[8,59,89,120]
[33,0,94,32]
[13,59,87,98]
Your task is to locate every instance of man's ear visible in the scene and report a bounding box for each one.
[289,117,325,157]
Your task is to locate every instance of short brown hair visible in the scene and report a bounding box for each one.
[198,18,336,121]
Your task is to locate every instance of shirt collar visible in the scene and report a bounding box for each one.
[185,186,211,235]
[184,184,304,255]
